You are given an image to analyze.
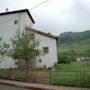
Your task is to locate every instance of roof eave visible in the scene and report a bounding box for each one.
[0,9,35,24]
[32,28,57,39]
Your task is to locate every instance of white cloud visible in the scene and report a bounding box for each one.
[83,0,90,2]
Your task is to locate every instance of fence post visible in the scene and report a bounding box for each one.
[80,71,84,86]
[49,71,52,85]
[83,71,85,87]
[8,69,11,79]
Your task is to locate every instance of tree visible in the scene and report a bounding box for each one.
[58,53,76,64]
[10,26,40,78]
[0,37,10,61]
[58,54,71,64]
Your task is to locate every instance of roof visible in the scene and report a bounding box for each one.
[0,9,35,23]
[32,28,58,39]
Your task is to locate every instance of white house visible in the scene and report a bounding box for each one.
[0,9,57,69]
[76,57,90,62]
[32,28,58,69]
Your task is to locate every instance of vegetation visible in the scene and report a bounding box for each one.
[58,38,90,57]
[58,30,90,44]
[58,30,90,62]
[0,37,10,60]
[58,54,73,64]
[57,30,90,86]
[9,26,40,78]
[56,61,90,71]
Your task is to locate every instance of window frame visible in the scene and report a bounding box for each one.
[43,47,49,54]
[14,20,18,24]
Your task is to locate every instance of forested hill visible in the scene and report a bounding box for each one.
[58,30,90,45]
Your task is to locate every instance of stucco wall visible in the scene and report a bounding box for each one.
[35,33,57,68]
[0,12,33,42]
[0,56,18,69]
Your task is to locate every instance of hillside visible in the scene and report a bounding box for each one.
[58,30,90,56]
[58,30,90,44]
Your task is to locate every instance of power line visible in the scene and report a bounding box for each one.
[30,0,49,10]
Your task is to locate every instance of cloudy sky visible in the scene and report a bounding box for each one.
[0,0,90,35]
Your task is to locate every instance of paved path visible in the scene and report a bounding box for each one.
[0,79,90,90]
[0,84,32,90]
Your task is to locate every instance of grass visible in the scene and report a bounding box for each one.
[56,61,90,71]
[51,71,83,86]
[51,61,90,86]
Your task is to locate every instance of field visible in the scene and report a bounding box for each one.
[56,61,90,71]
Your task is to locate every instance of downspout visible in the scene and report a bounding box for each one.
[56,36,59,63]
[17,12,20,69]
[19,12,20,31]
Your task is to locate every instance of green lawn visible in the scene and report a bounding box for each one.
[56,61,90,71]
[50,61,90,86]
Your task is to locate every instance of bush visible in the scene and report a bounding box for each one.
[54,62,58,68]
[58,54,71,64]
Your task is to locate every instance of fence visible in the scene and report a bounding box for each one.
[0,70,90,87]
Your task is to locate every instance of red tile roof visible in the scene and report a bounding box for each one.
[0,9,35,23]
[32,28,58,39]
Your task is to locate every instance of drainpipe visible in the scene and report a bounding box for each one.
[56,36,59,63]
[19,12,20,31]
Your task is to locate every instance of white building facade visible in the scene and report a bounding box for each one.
[0,9,57,69]
[32,29,58,69]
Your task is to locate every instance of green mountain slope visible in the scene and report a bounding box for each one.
[58,30,90,44]
[58,30,90,56]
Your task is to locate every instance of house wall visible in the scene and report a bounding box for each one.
[0,12,33,43]
[0,57,17,69]
[34,33,57,69]
[0,11,33,69]
[76,57,90,62]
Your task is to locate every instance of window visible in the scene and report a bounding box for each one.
[15,61,18,65]
[43,65,46,68]
[43,47,49,54]
[39,59,42,63]
[14,20,18,24]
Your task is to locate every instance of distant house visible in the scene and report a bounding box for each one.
[0,9,58,69]
[76,57,90,61]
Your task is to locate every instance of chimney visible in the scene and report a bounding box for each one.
[48,32,51,35]
[6,8,9,12]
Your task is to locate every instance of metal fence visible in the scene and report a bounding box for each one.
[0,70,90,87]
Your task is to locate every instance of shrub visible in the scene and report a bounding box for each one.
[58,54,71,64]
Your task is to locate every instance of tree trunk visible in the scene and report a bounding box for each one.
[26,60,29,80]
[17,59,22,70]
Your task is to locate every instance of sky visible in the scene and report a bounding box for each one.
[0,0,90,35]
